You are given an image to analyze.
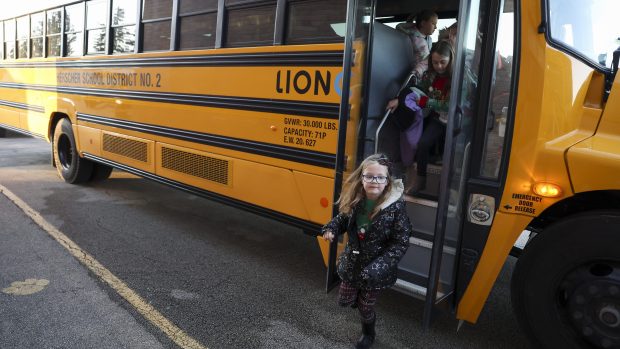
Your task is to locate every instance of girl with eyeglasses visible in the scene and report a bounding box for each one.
[322,154,412,349]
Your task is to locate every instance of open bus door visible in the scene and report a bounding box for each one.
[422,0,515,326]
[325,0,374,292]
[327,0,516,328]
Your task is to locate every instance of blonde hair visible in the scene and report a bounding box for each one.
[337,154,394,219]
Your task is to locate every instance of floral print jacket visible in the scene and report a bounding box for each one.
[321,181,412,290]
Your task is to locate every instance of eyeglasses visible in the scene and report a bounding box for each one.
[362,174,388,184]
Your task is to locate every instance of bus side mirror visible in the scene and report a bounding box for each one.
[613,46,620,76]
[604,46,620,102]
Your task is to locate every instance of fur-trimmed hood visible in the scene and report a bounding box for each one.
[377,178,404,211]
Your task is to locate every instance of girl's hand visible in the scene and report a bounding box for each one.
[386,98,399,113]
[322,230,335,242]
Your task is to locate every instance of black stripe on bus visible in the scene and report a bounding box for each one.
[83,153,323,233]
[0,50,344,68]
[0,99,45,113]
[0,82,340,119]
[0,123,46,139]
[76,113,337,169]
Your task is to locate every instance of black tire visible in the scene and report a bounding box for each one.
[90,162,113,182]
[53,118,93,184]
[511,211,620,349]
[0,127,6,138]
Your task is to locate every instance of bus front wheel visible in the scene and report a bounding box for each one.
[53,118,93,184]
[511,211,620,349]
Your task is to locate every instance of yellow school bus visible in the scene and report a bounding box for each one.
[0,0,618,347]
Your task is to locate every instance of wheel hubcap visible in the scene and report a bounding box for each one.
[561,262,620,348]
[57,134,73,170]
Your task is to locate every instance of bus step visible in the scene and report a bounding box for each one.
[405,196,437,236]
[392,278,449,303]
[397,236,456,296]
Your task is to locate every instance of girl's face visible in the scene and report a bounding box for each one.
[362,163,389,200]
[420,16,438,36]
[431,52,451,74]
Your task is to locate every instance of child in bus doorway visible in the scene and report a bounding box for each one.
[322,154,412,349]
[403,40,454,195]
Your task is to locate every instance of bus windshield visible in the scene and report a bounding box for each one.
[548,0,620,68]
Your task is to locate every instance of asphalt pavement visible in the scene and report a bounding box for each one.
[0,131,530,348]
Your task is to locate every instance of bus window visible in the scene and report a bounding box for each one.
[548,0,620,68]
[86,0,108,54]
[16,16,29,59]
[225,1,276,47]
[178,0,218,50]
[284,0,347,44]
[46,8,62,57]
[0,23,3,59]
[112,0,138,53]
[30,12,45,58]
[480,4,514,178]
[4,20,15,59]
[142,0,173,52]
[65,3,85,57]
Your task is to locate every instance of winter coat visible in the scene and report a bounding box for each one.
[321,181,412,290]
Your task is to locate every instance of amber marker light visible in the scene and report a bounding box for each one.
[532,182,563,198]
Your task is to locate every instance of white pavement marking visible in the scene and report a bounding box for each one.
[0,184,207,349]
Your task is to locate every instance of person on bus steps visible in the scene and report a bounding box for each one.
[388,40,455,196]
[322,154,412,349]
[394,10,438,79]
[404,40,454,195]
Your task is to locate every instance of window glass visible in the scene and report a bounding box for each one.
[31,13,44,37]
[180,0,218,15]
[113,0,138,26]
[87,29,106,53]
[47,9,62,35]
[143,21,171,51]
[480,3,515,178]
[87,0,108,29]
[179,13,216,49]
[5,20,15,59]
[16,17,29,40]
[112,25,135,52]
[548,0,620,67]
[31,38,44,57]
[5,42,15,59]
[225,5,275,47]
[66,32,84,56]
[4,20,15,41]
[47,35,62,56]
[16,17,29,58]
[65,3,85,32]
[143,0,172,20]
[285,0,346,44]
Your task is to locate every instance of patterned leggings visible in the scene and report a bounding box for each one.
[338,281,380,323]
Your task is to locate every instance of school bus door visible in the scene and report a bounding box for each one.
[424,0,517,326]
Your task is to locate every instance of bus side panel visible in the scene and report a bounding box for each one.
[292,170,334,225]
[567,73,620,192]
[20,110,48,138]
[456,0,604,323]
[456,212,531,322]
[0,107,21,129]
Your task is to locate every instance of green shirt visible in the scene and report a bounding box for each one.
[356,199,376,235]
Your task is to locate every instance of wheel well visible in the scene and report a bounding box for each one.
[49,112,69,140]
[527,190,620,233]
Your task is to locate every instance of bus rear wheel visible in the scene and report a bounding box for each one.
[0,127,6,137]
[511,211,620,349]
[53,118,93,184]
